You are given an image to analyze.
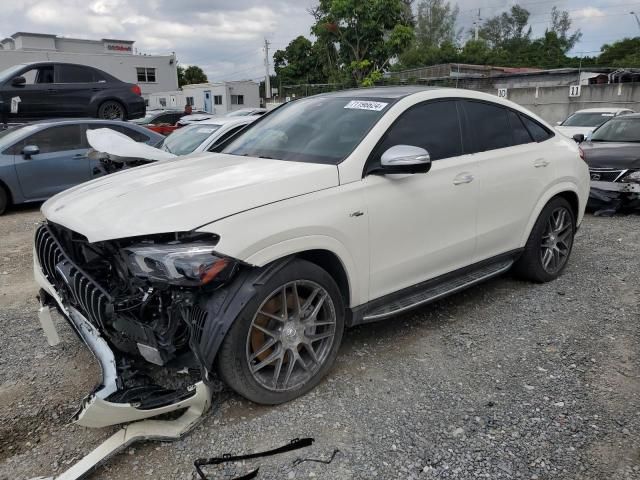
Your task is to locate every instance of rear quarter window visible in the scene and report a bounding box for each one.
[520,115,554,142]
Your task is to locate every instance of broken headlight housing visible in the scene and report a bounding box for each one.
[121,242,237,286]
[621,170,640,183]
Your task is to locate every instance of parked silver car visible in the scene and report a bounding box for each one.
[0,119,163,214]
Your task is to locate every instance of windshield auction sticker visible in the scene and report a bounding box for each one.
[344,100,388,111]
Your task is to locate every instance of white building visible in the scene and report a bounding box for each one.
[0,32,178,98]
[147,81,260,114]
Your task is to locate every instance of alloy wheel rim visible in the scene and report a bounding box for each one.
[246,280,337,392]
[103,103,123,119]
[540,206,573,274]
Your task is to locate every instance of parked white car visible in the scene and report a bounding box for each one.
[35,87,589,425]
[177,108,267,127]
[556,107,634,139]
[159,115,259,156]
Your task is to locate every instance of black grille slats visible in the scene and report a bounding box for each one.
[35,224,112,329]
[589,169,626,182]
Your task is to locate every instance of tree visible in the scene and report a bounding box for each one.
[478,5,531,49]
[549,6,582,52]
[177,65,185,87]
[310,0,414,85]
[180,65,208,86]
[273,36,326,86]
[398,0,460,68]
[595,37,640,66]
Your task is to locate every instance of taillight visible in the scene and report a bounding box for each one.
[131,84,142,96]
[578,146,585,161]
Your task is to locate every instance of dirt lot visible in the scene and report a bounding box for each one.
[0,206,639,480]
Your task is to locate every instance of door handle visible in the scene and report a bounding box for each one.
[534,158,550,168]
[91,88,104,92]
[46,89,57,94]
[73,153,88,159]
[453,172,474,185]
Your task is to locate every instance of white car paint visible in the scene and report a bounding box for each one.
[40,88,589,310]
[556,107,634,138]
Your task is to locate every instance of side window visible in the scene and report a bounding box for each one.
[208,125,246,151]
[22,125,84,154]
[21,66,54,85]
[57,65,94,83]
[463,101,513,152]
[154,114,174,124]
[508,110,533,145]
[520,115,553,142]
[374,100,463,163]
[86,124,150,143]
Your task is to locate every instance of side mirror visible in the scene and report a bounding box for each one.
[572,133,585,143]
[378,145,431,174]
[22,145,40,159]
[556,120,562,126]
[11,76,26,87]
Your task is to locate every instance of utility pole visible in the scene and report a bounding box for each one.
[631,12,640,31]
[473,9,482,41]
[263,38,271,101]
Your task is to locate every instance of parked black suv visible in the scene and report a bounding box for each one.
[0,62,145,121]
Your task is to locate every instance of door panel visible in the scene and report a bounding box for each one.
[53,65,97,115]
[364,99,478,301]
[364,156,479,300]
[13,125,91,200]
[11,66,56,118]
[459,100,557,262]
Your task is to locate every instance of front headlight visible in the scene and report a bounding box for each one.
[621,170,640,183]
[121,242,237,286]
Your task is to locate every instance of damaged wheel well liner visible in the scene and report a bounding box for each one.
[193,250,351,376]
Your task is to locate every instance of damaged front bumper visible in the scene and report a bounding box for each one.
[34,252,212,429]
[588,180,640,214]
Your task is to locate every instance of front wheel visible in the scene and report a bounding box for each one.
[97,101,125,120]
[217,260,345,405]
[513,197,576,282]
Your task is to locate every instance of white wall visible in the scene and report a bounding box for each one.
[0,50,178,96]
[148,81,259,113]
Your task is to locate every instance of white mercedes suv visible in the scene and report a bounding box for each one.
[34,87,589,419]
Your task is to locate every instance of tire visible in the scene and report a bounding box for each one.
[0,186,8,216]
[217,259,345,405]
[513,196,576,283]
[97,100,125,120]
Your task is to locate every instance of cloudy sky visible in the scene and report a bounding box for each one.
[1,0,638,81]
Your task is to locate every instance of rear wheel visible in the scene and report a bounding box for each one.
[217,260,345,404]
[97,101,125,120]
[513,197,575,282]
[0,186,8,215]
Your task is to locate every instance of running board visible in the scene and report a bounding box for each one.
[362,259,514,322]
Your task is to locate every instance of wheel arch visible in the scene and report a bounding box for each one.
[0,178,14,206]
[521,184,582,246]
[242,236,362,308]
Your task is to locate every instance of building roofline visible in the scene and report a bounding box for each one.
[11,32,57,39]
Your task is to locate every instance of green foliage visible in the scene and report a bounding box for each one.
[596,37,640,66]
[180,65,208,86]
[273,1,639,94]
[310,0,414,83]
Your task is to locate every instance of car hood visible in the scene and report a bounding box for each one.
[581,141,640,169]
[556,126,596,138]
[42,153,340,243]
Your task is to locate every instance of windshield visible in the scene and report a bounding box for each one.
[590,118,640,142]
[562,112,615,127]
[222,97,391,164]
[0,64,26,84]
[160,124,221,154]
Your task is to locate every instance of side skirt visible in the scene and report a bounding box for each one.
[349,250,522,326]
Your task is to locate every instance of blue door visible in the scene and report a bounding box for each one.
[203,90,212,113]
[12,124,91,200]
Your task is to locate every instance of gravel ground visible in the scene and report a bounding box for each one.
[0,206,639,480]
